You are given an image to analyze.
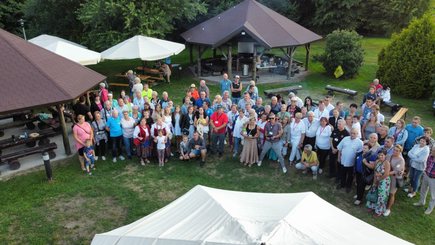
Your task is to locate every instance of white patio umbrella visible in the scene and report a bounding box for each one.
[101,35,185,61]
[29,34,101,65]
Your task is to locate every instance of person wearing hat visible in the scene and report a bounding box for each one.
[210,105,229,157]
[287,92,303,108]
[231,75,243,106]
[190,84,199,100]
[99,82,109,103]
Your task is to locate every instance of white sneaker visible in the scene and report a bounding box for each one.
[224,140,227,145]
[119,155,125,161]
[102,156,106,161]
[413,202,424,206]
[95,156,99,161]
[257,161,262,167]
[407,192,416,198]
[354,200,361,206]
[403,188,409,193]
[282,167,287,174]
[383,209,391,216]
[113,157,117,163]
[140,159,145,166]
[318,168,323,174]
[353,195,358,199]
[170,153,174,157]
[424,208,433,215]
[312,175,317,180]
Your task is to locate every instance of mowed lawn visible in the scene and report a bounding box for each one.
[0,37,434,245]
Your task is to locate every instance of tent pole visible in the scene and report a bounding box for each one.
[305,43,310,71]
[57,104,71,155]
[197,46,202,77]
[227,45,232,79]
[252,46,257,81]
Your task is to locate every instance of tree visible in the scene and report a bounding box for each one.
[315,30,364,79]
[0,0,25,35]
[311,0,362,34]
[376,14,435,98]
[77,0,207,51]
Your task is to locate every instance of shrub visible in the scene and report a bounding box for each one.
[315,30,364,79]
[376,14,435,98]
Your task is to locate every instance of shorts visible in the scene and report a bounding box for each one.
[78,147,85,156]
[191,149,201,156]
[390,176,404,194]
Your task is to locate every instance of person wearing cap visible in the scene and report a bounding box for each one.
[231,75,243,106]
[199,80,210,98]
[190,84,199,100]
[99,82,109,103]
[287,92,303,108]
[220,73,232,95]
[210,105,228,157]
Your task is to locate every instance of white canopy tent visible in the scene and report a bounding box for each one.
[29,34,101,65]
[91,185,412,245]
[100,35,185,61]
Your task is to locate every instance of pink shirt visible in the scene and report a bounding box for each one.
[100,88,109,103]
[73,122,92,150]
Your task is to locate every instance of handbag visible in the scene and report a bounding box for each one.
[363,164,374,185]
[366,187,378,203]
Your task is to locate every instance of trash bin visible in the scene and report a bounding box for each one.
[243,64,249,76]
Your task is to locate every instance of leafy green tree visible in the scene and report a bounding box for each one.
[0,0,25,35]
[315,30,364,79]
[22,0,85,42]
[312,0,362,34]
[77,0,207,51]
[376,14,435,98]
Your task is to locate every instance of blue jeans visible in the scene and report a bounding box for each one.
[409,167,424,192]
[233,137,242,155]
[123,136,133,157]
[211,133,225,154]
[232,97,241,106]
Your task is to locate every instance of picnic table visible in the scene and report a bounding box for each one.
[0,142,57,170]
[0,128,58,154]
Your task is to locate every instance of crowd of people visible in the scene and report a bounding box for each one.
[71,74,434,217]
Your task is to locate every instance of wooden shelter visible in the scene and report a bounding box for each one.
[0,28,106,155]
[181,0,322,79]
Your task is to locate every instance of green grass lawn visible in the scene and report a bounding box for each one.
[0,37,434,244]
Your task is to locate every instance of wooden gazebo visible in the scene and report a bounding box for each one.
[181,0,322,79]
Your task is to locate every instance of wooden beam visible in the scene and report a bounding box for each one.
[56,104,71,155]
[252,46,257,81]
[305,43,310,71]
[189,44,193,65]
[227,45,232,79]
[287,46,297,79]
[197,46,202,77]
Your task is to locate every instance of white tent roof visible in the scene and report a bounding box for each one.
[92,185,412,245]
[29,34,101,65]
[100,35,185,61]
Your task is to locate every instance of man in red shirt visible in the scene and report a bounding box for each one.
[210,105,228,157]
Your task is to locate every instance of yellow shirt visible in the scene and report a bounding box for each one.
[142,88,153,101]
[301,151,319,166]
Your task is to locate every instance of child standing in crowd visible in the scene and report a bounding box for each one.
[83,139,95,175]
[155,130,167,167]
[179,135,190,161]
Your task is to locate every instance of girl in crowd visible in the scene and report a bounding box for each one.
[365,150,391,217]
[406,137,430,198]
[91,111,107,161]
[172,105,183,150]
[195,107,209,146]
[387,119,408,147]
[384,145,406,216]
[133,118,151,165]
[155,129,167,167]
[233,109,248,158]
[315,117,332,174]
[304,96,316,112]
[240,117,259,167]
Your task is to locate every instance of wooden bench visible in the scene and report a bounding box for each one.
[263,85,303,98]
[389,107,408,127]
[109,82,129,87]
[0,117,37,137]
[0,110,32,121]
[325,85,358,99]
[0,142,57,170]
[0,128,58,153]
[381,100,402,115]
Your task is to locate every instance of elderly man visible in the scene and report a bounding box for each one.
[198,80,210,98]
[238,92,255,111]
[296,144,320,180]
[116,98,129,115]
[288,92,303,108]
[188,131,207,166]
[303,111,320,149]
[220,73,232,95]
[100,100,113,122]
[231,75,243,105]
[270,96,281,115]
[253,97,265,116]
[404,116,424,152]
[106,109,125,163]
[413,145,435,215]
[380,135,395,157]
[221,91,232,111]
[126,70,136,94]
[257,113,287,173]
[210,105,228,157]
[195,91,211,108]
[337,128,363,193]
[160,91,170,109]
[329,119,350,179]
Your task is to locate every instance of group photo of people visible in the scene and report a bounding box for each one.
[72,74,434,217]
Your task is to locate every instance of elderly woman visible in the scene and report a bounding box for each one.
[131,105,142,124]
[407,137,431,198]
[221,91,232,112]
[73,114,94,170]
[121,110,136,159]
[150,91,160,110]
[295,144,319,180]
[289,112,306,165]
[133,91,145,112]
[365,150,391,217]
[387,119,408,147]
[240,117,259,167]
[277,104,291,122]
[384,145,406,216]
[133,118,151,165]
[91,111,107,161]
[99,82,109,103]
[152,103,163,122]
[132,77,143,94]
[105,110,124,162]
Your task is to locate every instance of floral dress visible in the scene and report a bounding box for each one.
[366,161,391,215]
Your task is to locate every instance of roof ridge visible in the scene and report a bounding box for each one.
[1,31,72,98]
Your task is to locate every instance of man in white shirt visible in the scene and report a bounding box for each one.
[289,112,306,164]
[314,100,329,119]
[303,111,320,149]
[324,95,335,111]
[337,128,363,193]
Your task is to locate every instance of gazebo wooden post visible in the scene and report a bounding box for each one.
[305,43,310,71]
[56,104,71,155]
[197,46,202,77]
[287,46,296,79]
[252,46,257,81]
[189,44,193,65]
[227,44,232,79]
